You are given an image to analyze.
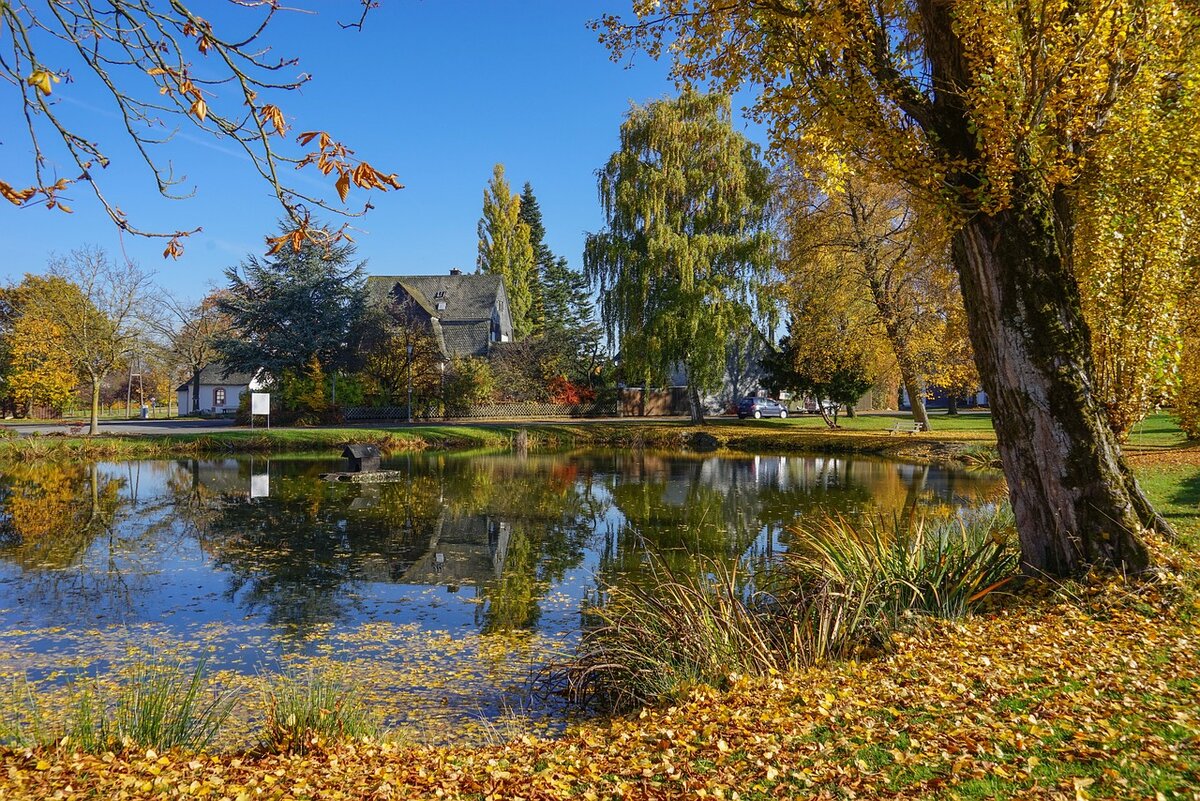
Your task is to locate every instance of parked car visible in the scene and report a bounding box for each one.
[737,397,789,419]
[803,399,839,415]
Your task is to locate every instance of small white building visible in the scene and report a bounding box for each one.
[176,364,259,415]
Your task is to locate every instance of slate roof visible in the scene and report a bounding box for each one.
[439,320,493,359]
[367,274,503,322]
[175,364,255,392]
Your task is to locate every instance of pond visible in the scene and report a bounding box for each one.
[0,449,1003,745]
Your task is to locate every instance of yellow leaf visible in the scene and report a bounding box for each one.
[191,97,207,122]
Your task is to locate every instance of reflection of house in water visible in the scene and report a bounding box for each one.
[337,502,512,588]
[395,515,511,587]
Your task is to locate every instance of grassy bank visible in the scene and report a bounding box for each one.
[1,411,1187,463]
[0,410,1184,463]
[0,424,520,460]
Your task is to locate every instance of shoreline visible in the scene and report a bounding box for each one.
[0,417,1005,464]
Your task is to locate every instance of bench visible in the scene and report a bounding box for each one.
[888,421,925,436]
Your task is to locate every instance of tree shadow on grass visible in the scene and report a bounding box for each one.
[1170,472,1200,510]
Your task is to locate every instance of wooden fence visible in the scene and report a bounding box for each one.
[343,400,619,421]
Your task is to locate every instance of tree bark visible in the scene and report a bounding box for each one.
[192,367,202,415]
[902,375,931,431]
[953,184,1161,576]
[947,395,959,415]
[88,377,101,436]
[687,384,706,425]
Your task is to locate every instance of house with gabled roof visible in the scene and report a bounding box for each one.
[366,270,515,360]
[175,363,261,415]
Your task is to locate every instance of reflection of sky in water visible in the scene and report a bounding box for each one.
[0,451,1002,738]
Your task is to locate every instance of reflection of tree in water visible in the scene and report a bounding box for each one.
[184,454,606,636]
[436,454,604,634]
[188,466,441,635]
[0,461,182,622]
[590,452,1006,610]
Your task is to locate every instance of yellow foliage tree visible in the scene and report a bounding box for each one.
[779,171,954,429]
[6,315,76,415]
[0,277,78,416]
[1075,83,1200,438]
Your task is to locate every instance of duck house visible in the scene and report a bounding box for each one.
[342,444,381,473]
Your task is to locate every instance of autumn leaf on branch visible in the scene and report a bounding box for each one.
[1,1,403,258]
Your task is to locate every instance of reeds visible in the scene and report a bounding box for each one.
[0,659,233,753]
[260,668,380,754]
[565,508,1018,710]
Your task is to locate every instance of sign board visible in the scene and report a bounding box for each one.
[250,472,270,499]
[251,392,270,415]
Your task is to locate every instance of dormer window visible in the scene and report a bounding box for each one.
[434,290,446,299]
[436,302,447,311]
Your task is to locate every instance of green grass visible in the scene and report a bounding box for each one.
[0,410,1185,460]
[260,668,381,754]
[1,659,233,754]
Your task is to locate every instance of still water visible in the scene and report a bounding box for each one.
[0,450,1002,742]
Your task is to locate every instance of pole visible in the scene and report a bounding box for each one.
[406,343,414,424]
[439,360,446,420]
[126,350,134,419]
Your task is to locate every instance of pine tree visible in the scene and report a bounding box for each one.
[518,182,553,335]
[217,228,368,378]
[477,165,536,338]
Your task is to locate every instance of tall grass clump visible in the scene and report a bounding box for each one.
[106,658,233,752]
[566,507,1018,711]
[261,668,380,754]
[0,660,232,753]
[785,507,1019,646]
[564,556,829,712]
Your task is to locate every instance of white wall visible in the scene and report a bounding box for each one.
[177,384,248,414]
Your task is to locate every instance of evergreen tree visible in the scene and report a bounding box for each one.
[477,165,536,338]
[518,182,553,333]
[217,228,368,378]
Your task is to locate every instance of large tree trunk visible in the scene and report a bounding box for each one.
[192,367,202,415]
[947,395,959,415]
[687,384,706,425]
[901,375,931,431]
[953,184,1162,577]
[88,377,101,436]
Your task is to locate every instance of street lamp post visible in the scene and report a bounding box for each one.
[439,360,446,420]
[406,343,414,424]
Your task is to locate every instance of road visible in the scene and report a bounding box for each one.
[6,418,240,436]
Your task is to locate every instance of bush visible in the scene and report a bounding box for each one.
[488,338,564,402]
[547,375,596,405]
[565,508,1018,711]
[261,668,380,754]
[786,508,1019,644]
[444,356,495,414]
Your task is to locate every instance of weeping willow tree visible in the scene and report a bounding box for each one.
[584,93,775,423]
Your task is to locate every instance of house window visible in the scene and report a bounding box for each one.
[434,290,446,299]
[214,387,226,407]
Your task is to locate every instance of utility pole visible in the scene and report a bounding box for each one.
[125,339,138,418]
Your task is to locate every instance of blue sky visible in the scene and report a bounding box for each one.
[1,2,767,301]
